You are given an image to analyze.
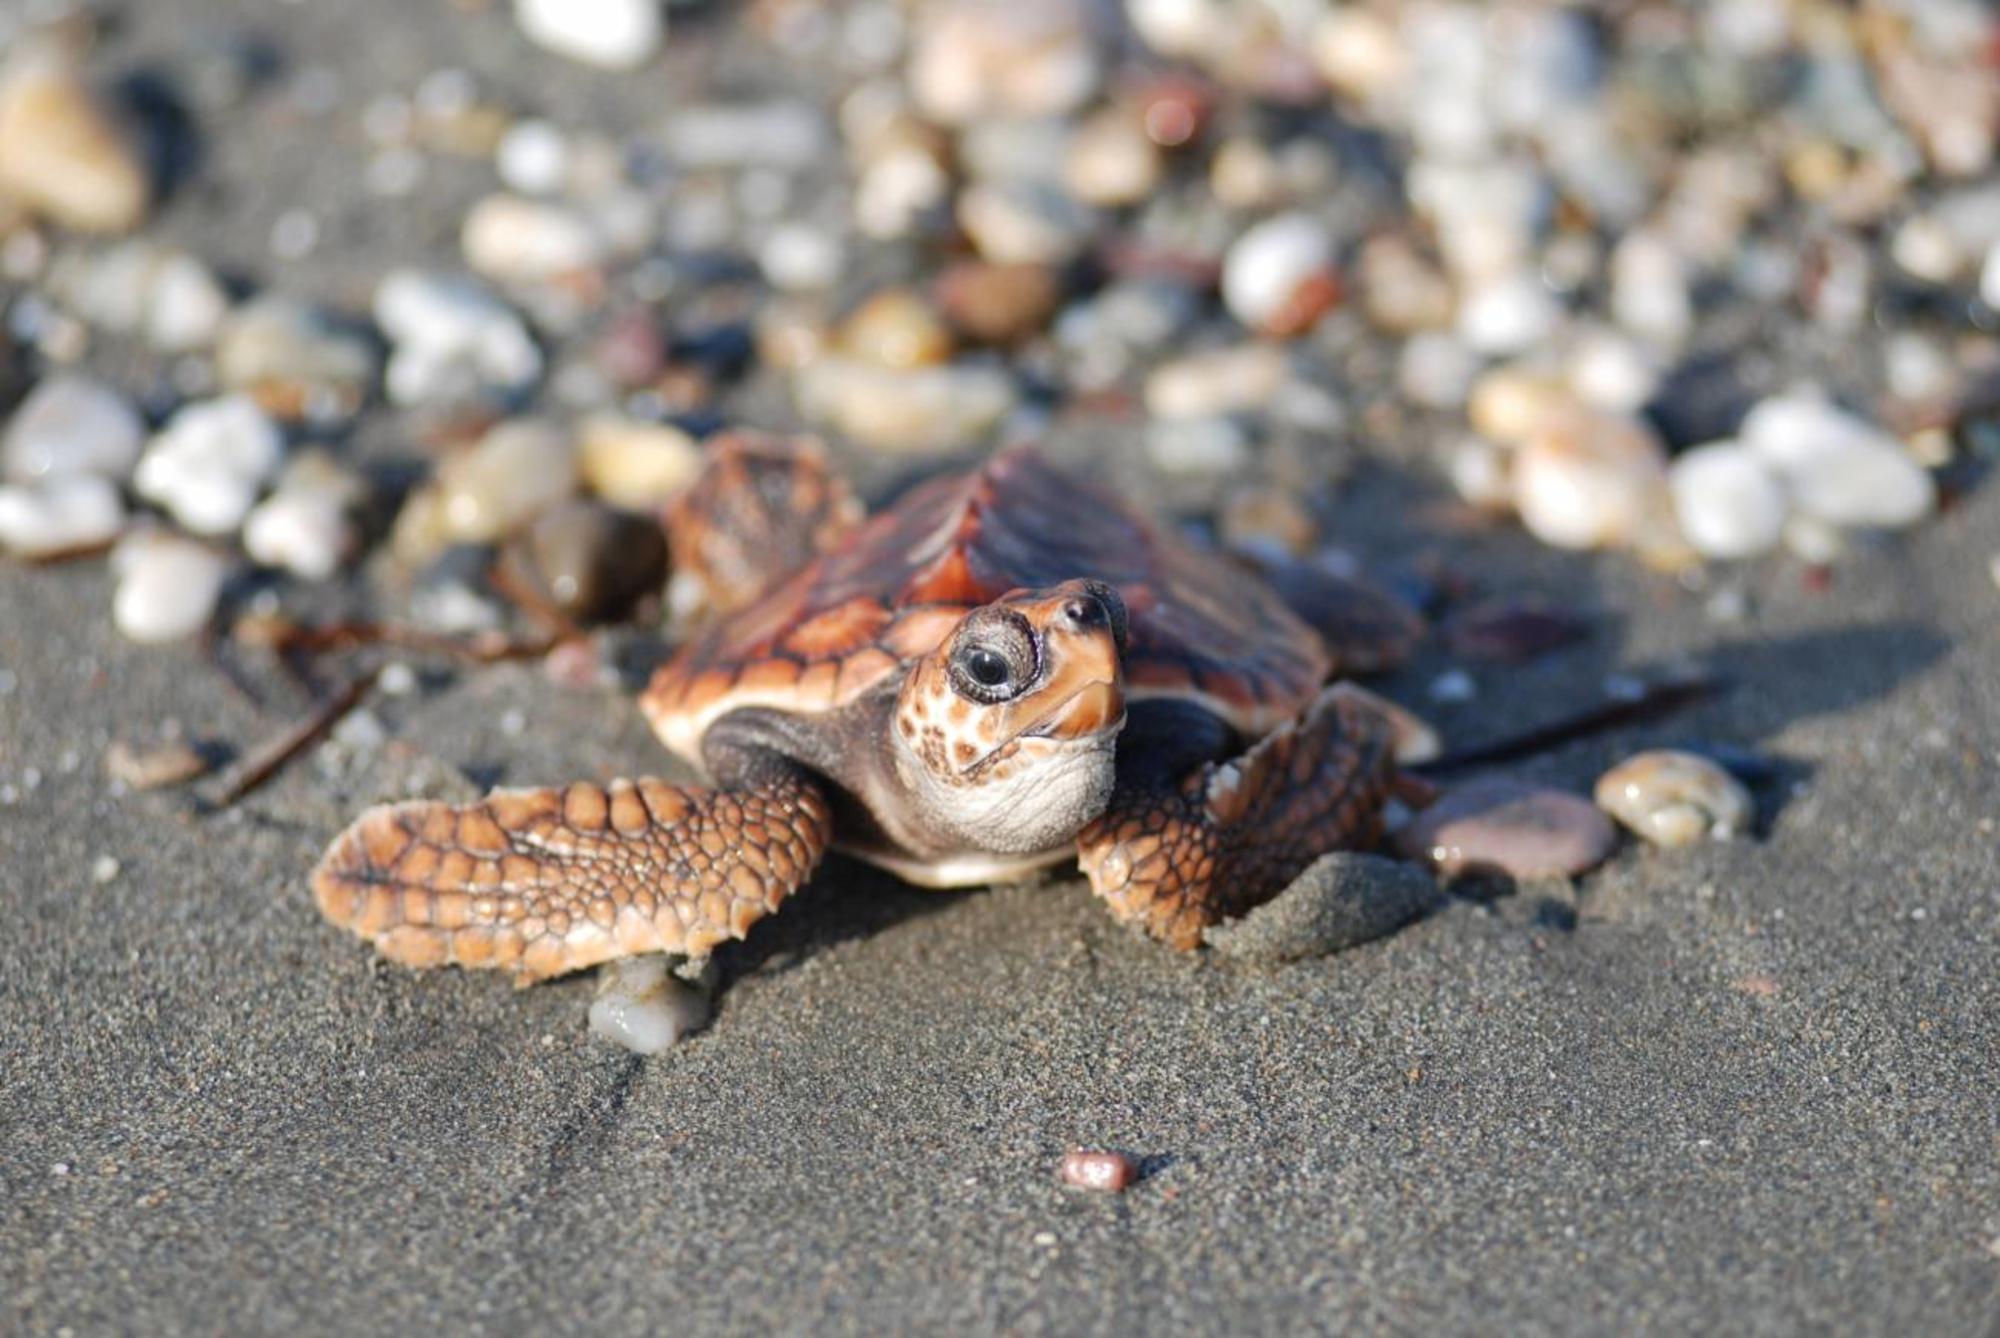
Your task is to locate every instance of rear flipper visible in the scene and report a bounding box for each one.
[312,770,832,984]
[1076,685,1397,949]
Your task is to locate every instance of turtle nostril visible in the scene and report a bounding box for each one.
[1062,597,1104,629]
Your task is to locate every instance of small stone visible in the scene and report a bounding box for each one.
[837,288,954,370]
[1209,137,1284,211]
[146,253,231,353]
[1144,344,1286,420]
[110,531,229,643]
[1668,443,1787,560]
[758,223,843,293]
[3,374,143,482]
[1595,750,1755,848]
[1312,8,1406,103]
[495,118,570,195]
[1058,1150,1139,1193]
[1204,852,1440,961]
[907,0,1100,126]
[1146,417,1249,477]
[1740,392,1935,531]
[1567,328,1659,415]
[1062,109,1162,208]
[958,180,1093,267]
[0,473,122,557]
[505,498,667,623]
[429,418,577,549]
[243,453,364,581]
[1394,777,1616,880]
[1447,436,1513,511]
[577,416,700,509]
[133,396,284,536]
[373,269,543,407]
[462,193,604,285]
[1609,230,1693,351]
[514,0,663,70]
[1357,234,1454,335]
[1890,214,1965,284]
[0,37,148,234]
[1512,411,1669,551]
[663,102,827,171]
[1982,242,2000,311]
[1428,669,1477,704]
[104,738,211,790]
[589,956,710,1054]
[1222,212,1338,336]
[934,261,1061,344]
[90,853,120,884]
[1218,487,1316,558]
[1468,367,1576,447]
[1397,332,1481,411]
[215,298,378,420]
[793,358,1015,455]
[1457,271,1562,356]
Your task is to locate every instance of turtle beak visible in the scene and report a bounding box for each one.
[1025,678,1125,741]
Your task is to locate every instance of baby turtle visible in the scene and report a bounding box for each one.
[313,440,1405,983]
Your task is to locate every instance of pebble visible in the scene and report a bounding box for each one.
[1458,271,1564,356]
[104,738,207,793]
[589,956,710,1054]
[90,854,120,884]
[1468,368,1575,448]
[0,472,122,557]
[759,223,843,293]
[133,396,284,536]
[793,358,1015,455]
[495,119,570,195]
[1512,411,1669,551]
[1222,212,1339,336]
[837,288,954,370]
[373,269,543,407]
[1609,230,1693,351]
[1204,852,1441,962]
[215,297,378,420]
[430,418,576,549]
[1062,110,1162,208]
[243,452,364,581]
[1357,234,1455,335]
[146,253,232,353]
[662,102,826,171]
[1397,332,1481,411]
[577,416,701,509]
[908,0,1100,126]
[110,531,230,643]
[1595,750,1756,848]
[1144,344,1287,420]
[462,193,604,285]
[505,498,667,622]
[1668,443,1788,560]
[1984,243,2000,311]
[1146,417,1250,477]
[1058,1150,1140,1193]
[958,180,1093,266]
[1740,392,1935,530]
[1447,436,1513,510]
[935,261,1061,344]
[514,0,663,70]
[2,373,143,482]
[1394,777,1616,880]
[0,36,148,234]
[48,242,230,353]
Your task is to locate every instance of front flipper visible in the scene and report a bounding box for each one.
[312,771,832,984]
[1076,685,1397,949]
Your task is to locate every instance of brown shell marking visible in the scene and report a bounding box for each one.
[644,445,1328,762]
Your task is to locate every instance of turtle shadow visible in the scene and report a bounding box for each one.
[712,855,978,984]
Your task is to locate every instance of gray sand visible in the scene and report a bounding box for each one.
[4,2,2000,1333]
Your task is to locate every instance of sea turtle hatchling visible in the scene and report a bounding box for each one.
[312,439,1409,984]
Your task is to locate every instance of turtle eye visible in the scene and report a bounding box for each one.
[948,611,1038,704]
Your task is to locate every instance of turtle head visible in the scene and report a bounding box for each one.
[893,579,1129,853]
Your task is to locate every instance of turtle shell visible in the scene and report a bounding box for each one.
[642,446,1329,763]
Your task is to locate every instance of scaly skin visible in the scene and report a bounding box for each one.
[312,772,832,984]
[1076,686,1397,949]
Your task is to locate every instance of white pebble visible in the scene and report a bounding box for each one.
[908,0,1100,125]
[433,419,577,546]
[1513,412,1668,551]
[1457,271,1563,356]
[759,223,843,292]
[134,396,283,536]
[1147,417,1251,477]
[244,488,352,581]
[589,956,710,1054]
[373,269,543,406]
[145,253,230,353]
[958,180,1092,266]
[496,118,570,195]
[792,358,1016,455]
[1982,241,2000,310]
[1741,392,1935,530]
[1222,212,1335,334]
[2,374,144,482]
[111,531,229,643]
[91,853,121,884]
[1567,328,1659,414]
[514,0,663,70]
[1397,331,1480,410]
[462,193,604,285]
[1144,344,1287,420]
[0,473,123,556]
[1668,443,1788,560]
[1609,230,1693,350]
